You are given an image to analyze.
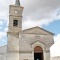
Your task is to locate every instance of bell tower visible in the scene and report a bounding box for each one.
[9,0,23,32]
[7,0,24,60]
[7,0,23,52]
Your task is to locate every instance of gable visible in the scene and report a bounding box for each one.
[22,26,54,35]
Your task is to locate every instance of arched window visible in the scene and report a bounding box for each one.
[13,20,18,26]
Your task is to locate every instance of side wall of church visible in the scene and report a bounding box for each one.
[0,46,7,60]
[0,53,19,60]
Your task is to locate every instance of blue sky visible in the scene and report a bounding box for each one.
[0,19,8,46]
[0,0,60,57]
[43,20,60,35]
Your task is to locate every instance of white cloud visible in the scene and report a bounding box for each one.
[22,9,60,29]
[21,0,60,29]
[4,27,8,32]
[0,20,4,25]
[54,34,60,42]
[0,32,7,40]
[0,0,15,20]
[0,0,60,29]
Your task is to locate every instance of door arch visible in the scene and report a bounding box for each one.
[34,46,43,60]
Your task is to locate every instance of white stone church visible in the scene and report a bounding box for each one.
[0,0,54,60]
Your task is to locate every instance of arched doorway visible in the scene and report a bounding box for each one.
[34,46,43,60]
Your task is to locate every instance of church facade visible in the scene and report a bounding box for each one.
[0,0,54,60]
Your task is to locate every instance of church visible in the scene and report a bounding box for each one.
[0,0,54,60]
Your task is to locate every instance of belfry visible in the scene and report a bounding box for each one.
[0,0,54,60]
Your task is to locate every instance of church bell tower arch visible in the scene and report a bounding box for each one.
[9,0,24,32]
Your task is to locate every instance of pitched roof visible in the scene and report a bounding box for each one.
[22,26,54,35]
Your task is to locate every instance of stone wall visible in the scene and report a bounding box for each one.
[19,34,54,52]
[19,53,33,60]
